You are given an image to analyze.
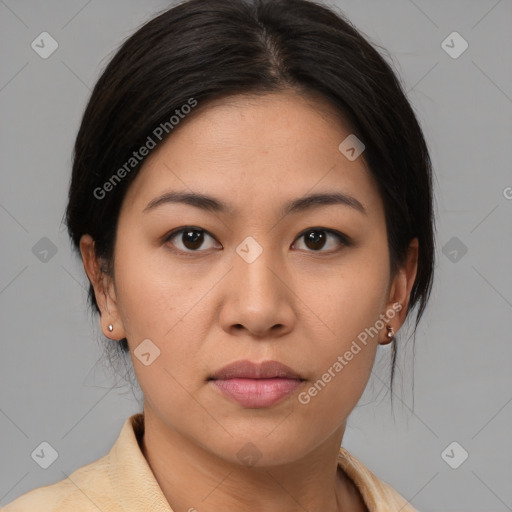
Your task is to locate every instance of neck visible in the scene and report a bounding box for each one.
[139,407,367,512]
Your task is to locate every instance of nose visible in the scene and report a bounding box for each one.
[218,245,296,339]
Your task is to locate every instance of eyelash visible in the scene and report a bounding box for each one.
[163,226,352,256]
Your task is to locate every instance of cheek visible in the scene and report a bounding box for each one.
[311,250,390,344]
[113,239,213,371]
[296,286,383,434]
[113,245,209,413]
[296,248,389,413]
[114,234,185,332]
[114,257,172,340]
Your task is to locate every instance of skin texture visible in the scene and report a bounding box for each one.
[80,91,418,512]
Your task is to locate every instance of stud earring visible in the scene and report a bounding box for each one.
[108,324,114,332]
[381,325,394,345]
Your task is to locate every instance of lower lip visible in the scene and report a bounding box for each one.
[210,378,304,408]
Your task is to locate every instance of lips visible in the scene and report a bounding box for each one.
[208,360,305,408]
[209,359,304,381]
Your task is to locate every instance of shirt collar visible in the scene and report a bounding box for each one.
[106,413,173,511]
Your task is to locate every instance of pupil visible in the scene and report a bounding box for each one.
[183,230,203,250]
[305,230,325,250]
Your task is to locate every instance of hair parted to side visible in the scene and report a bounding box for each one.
[65,0,436,404]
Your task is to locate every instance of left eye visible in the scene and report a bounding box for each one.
[292,228,349,252]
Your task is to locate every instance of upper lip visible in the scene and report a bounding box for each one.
[209,360,304,380]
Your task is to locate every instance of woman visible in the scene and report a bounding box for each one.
[2,0,435,510]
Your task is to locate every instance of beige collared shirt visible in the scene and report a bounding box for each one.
[1,413,418,511]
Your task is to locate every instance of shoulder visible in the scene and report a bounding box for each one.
[338,446,420,512]
[367,476,419,512]
[0,453,121,512]
[1,414,147,512]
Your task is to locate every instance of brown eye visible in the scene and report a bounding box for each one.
[293,228,350,253]
[304,230,327,250]
[180,229,204,250]
[165,228,220,253]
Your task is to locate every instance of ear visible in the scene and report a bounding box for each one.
[79,234,127,341]
[381,237,419,343]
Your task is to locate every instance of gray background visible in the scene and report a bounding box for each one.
[1,1,511,511]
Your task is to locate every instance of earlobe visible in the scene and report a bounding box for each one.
[379,324,395,345]
[79,234,127,340]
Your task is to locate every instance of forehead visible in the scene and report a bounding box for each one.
[121,91,383,220]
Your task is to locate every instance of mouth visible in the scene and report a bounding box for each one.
[208,360,306,408]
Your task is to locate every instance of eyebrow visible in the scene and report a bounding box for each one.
[143,190,367,216]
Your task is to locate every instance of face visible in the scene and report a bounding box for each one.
[82,91,417,467]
